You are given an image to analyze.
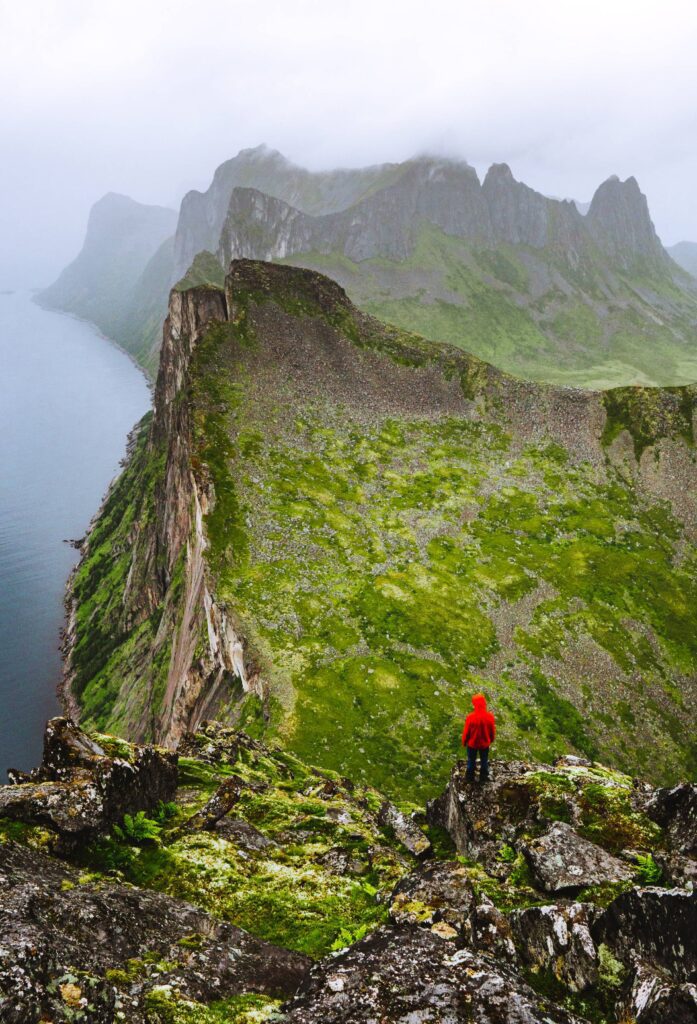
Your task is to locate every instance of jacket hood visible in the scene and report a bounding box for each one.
[472,693,487,713]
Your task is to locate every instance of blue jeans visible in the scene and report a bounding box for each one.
[466,746,489,778]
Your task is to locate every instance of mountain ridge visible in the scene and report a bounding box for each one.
[63,257,697,800]
[38,146,697,389]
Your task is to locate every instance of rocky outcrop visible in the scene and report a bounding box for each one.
[0,838,308,1024]
[283,926,585,1023]
[522,821,632,892]
[510,903,599,993]
[0,717,176,841]
[586,174,670,270]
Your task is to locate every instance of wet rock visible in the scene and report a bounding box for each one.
[0,717,177,839]
[181,775,244,831]
[389,860,476,933]
[624,959,697,1023]
[646,783,697,857]
[593,886,697,979]
[522,822,632,893]
[510,903,599,992]
[0,839,309,1023]
[377,799,431,857]
[283,925,587,1023]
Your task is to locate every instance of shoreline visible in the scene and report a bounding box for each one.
[32,293,157,392]
[31,295,155,720]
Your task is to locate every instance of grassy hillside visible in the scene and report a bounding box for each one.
[69,262,697,802]
[278,224,697,389]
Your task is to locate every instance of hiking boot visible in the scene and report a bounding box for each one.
[465,771,475,783]
[479,773,490,784]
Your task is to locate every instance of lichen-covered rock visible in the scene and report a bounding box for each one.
[0,717,177,839]
[427,758,662,868]
[510,903,599,992]
[646,783,697,857]
[283,926,587,1023]
[0,839,309,1023]
[181,775,244,831]
[377,799,431,857]
[592,887,697,979]
[623,958,697,1023]
[522,822,632,893]
[471,898,518,961]
[653,849,697,888]
[389,860,477,932]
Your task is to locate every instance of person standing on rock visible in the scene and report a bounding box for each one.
[462,693,496,782]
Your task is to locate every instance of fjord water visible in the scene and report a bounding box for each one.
[0,291,150,778]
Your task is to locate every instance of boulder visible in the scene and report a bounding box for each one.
[214,816,275,851]
[181,775,244,831]
[522,822,632,893]
[377,799,431,857]
[646,783,697,857]
[593,887,697,980]
[0,839,309,1024]
[510,903,599,992]
[389,860,477,933]
[653,850,697,889]
[0,717,177,839]
[426,759,540,860]
[624,958,697,1023]
[283,925,587,1023]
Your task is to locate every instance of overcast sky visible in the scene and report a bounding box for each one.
[2,0,697,286]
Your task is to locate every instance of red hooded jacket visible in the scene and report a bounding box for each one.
[462,694,496,749]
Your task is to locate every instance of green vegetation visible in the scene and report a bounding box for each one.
[68,414,180,738]
[78,736,411,959]
[184,307,697,797]
[283,222,697,389]
[174,250,225,293]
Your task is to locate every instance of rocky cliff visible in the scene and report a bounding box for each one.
[64,258,697,800]
[37,193,177,373]
[1,717,695,1023]
[41,146,697,388]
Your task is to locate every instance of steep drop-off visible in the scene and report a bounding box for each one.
[65,260,697,800]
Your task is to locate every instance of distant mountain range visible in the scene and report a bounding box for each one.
[668,240,697,278]
[39,145,697,387]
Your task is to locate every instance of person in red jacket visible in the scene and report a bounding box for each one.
[462,693,496,782]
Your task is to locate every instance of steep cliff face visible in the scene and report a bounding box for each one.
[66,259,697,800]
[37,193,177,370]
[213,161,697,389]
[42,146,697,389]
[173,144,404,280]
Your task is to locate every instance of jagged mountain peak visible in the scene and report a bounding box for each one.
[587,172,665,267]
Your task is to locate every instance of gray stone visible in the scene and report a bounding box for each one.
[522,822,632,893]
[283,926,587,1023]
[510,903,599,992]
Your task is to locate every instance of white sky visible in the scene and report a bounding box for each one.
[1,0,697,286]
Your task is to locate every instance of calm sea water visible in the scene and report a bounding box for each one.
[0,291,150,778]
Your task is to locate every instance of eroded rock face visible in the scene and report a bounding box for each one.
[646,783,697,857]
[0,718,177,840]
[510,903,599,993]
[283,926,586,1024]
[0,839,309,1024]
[625,959,697,1023]
[522,822,632,893]
[593,887,697,980]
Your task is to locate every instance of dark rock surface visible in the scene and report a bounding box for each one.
[0,839,309,1024]
[593,886,697,980]
[0,718,177,840]
[283,925,586,1023]
[522,822,632,892]
[510,903,599,993]
[646,783,697,856]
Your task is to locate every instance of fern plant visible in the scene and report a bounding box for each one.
[635,852,662,885]
[114,811,162,845]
